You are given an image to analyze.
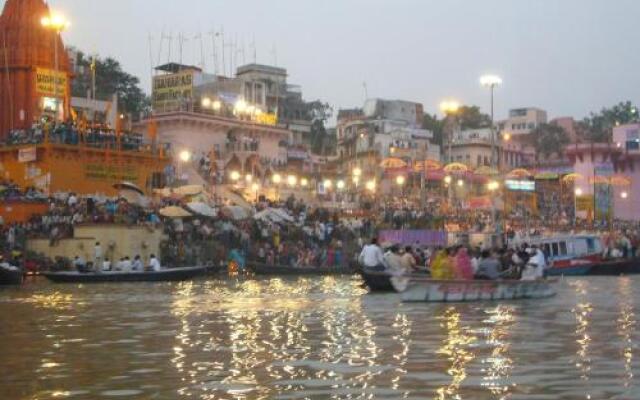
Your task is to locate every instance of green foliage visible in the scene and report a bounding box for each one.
[421,113,444,146]
[581,101,639,142]
[308,101,333,155]
[71,50,150,119]
[456,105,492,130]
[531,123,570,159]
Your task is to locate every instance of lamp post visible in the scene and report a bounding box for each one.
[439,100,461,164]
[480,75,502,169]
[41,13,70,123]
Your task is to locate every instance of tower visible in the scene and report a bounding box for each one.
[0,0,71,137]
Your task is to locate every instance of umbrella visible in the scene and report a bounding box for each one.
[118,190,150,207]
[474,166,499,176]
[380,157,407,169]
[174,185,204,196]
[221,205,250,220]
[561,173,583,183]
[113,181,144,195]
[534,172,559,180]
[589,176,609,184]
[413,159,442,172]
[158,206,192,218]
[507,168,533,178]
[186,202,218,217]
[443,162,469,174]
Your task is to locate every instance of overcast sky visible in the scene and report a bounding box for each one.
[8,0,640,121]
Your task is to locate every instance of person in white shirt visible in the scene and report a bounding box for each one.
[94,242,103,272]
[102,258,111,271]
[358,238,386,270]
[132,255,143,271]
[521,246,546,280]
[121,256,132,272]
[148,254,161,271]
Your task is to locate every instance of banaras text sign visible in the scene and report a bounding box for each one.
[35,68,67,97]
[152,71,194,110]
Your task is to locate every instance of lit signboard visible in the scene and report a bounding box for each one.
[505,179,535,191]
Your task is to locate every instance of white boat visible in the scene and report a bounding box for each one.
[391,277,557,303]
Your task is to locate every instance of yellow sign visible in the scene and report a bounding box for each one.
[575,195,594,212]
[35,68,67,98]
[256,112,278,126]
[152,71,194,110]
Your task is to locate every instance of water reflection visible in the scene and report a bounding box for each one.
[436,307,477,399]
[4,276,640,398]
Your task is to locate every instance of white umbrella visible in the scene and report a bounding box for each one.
[159,206,192,218]
[186,202,217,217]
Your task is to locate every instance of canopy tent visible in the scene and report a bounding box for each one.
[561,172,583,183]
[113,181,144,195]
[159,206,192,218]
[174,185,204,196]
[185,202,218,217]
[443,162,469,174]
[254,208,295,224]
[474,166,499,176]
[380,157,408,169]
[534,172,559,180]
[413,159,442,172]
[220,205,251,220]
[506,168,533,178]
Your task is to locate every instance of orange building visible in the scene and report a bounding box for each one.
[0,142,169,196]
[0,0,71,138]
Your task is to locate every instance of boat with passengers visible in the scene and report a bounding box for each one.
[526,234,640,276]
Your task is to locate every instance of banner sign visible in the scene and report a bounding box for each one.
[466,196,492,210]
[256,112,278,126]
[378,230,447,247]
[18,147,37,163]
[35,68,67,97]
[575,195,594,212]
[152,71,194,110]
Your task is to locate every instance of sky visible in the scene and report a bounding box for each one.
[7,0,640,122]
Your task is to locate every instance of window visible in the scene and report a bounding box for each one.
[543,243,551,258]
[528,122,535,129]
[560,241,567,256]
[477,155,482,166]
[552,242,559,257]
[586,237,596,253]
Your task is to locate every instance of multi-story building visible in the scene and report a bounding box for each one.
[500,107,547,136]
[336,98,439,175]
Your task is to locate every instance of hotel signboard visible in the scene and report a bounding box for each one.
[152,71,194,111]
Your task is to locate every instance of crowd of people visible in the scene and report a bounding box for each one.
[2,120,148,152]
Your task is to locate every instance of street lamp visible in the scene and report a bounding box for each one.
[621,191,628,199]
[337,180,346,190]
[41,12,70,122]
[230,170,241,182]
[201,97,212,108]
[245,174,253,183]
[396,176,406,186]
[457,179,464,187]
[575,188,583,196]
[488,180,500,191]
[353,167,362,177]
[444,175,452,185]
[440,100,461,163]
[179,150,191,163]
[324,179,333,190]
[272,173,282,184]
[366,180,376,192]
[287,175,297,187]
[480,74,502,169]
[212,100,222,112]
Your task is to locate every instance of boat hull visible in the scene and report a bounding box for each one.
[359,268,396,292]
[547,258,640,276]
[396,278,557,303]
[247,263,355,275]
[0,266,23,285]
[42,266,208,283]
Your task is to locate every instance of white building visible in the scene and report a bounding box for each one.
[500,107,547,136]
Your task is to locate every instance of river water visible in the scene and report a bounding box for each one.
[1,275,639,399]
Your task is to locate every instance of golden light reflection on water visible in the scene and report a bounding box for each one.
[481,305,515,398]
[617,277,636,387]
[436,307,477,399]
[23,292,77,311]
[571,280,593,385]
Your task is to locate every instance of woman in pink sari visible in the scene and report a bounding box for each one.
[454,247,474,280]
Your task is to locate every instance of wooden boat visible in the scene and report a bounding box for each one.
[42,266,208,283]
[359,268,429,292]
[589,258,640,275]
[0,264,23,285]
[247,262,355,275]
[392,277,557,303]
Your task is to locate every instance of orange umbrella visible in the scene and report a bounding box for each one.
[413,159,442,172]
[507,168,533,178]
[443,162,469,174]
[475,166,499,176]
[380,157,407,169]
[562,172,583,183]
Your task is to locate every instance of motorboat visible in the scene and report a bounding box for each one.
[42,266,209,283]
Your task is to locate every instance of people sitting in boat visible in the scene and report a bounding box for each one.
[148,254,161,271]
[102,258,111,271]
[114,258,124,271]
[521,246,546,281]
[400,246,417,273]
[358,238,386,271]
[73,255,88,272]
[384,245,404,274]
[132,255,143,271]
[453,247,474,280]
[430,249,455,280]
[121,256,132,272]
[475,250,501,280]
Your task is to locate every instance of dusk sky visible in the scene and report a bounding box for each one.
[10,0,640,121]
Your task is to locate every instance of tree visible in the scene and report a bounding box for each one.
[71,50,150,119]
[306,101,333,155]
[421,113,444,147]
[456,105,492,130]
[580,101,639,143]
[531,123,570,160]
